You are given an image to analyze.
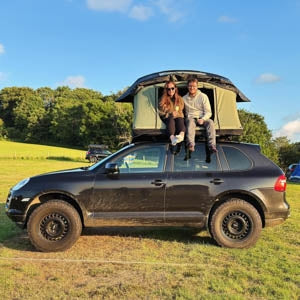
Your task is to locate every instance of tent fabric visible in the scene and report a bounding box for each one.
[290,163,300,182]
[132,82,243,136]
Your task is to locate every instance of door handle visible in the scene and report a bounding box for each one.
[210,178,224,184]
[151,179,166,187]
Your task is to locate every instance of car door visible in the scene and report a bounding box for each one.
[165,143,222,223]
[91,144,167,224]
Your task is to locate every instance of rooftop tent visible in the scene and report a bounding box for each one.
[116,70,250,137]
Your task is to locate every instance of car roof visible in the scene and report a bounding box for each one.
[131,139,260,149]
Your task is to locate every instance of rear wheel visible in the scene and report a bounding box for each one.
[210,199,262,248]
[27,200,82,252]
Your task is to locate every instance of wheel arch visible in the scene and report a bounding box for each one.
[24,192,85,228]
[207,192,266,229]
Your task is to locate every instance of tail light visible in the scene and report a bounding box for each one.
[274,175,287,192]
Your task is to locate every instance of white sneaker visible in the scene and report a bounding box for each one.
[176,134,184,143]
[171,136,178,146]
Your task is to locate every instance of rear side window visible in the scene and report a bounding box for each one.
[222,146,252,170]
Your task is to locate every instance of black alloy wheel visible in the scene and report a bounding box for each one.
[27,200,82,252]
[210,199,262,248]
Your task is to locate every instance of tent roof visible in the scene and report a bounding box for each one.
[116,70,250,103]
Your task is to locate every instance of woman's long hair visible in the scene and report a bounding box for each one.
[160,81,181,111]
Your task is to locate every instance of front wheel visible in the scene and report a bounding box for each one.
[27,200,82,252]
[210,199,262,248]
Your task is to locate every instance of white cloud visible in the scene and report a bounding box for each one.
[0,43,5,54]
[86,0,132,12]
[129,5,153,21]
[86,0,185,22]
[273,119,300,142]
[218,15,237,23]
[60,75,86,88]
[154,0,184,22]
[256,73,281,84]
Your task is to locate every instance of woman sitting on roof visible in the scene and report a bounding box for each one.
[159,80,185,145]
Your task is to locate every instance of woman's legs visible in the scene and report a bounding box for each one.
[164,116,176,144]
[175,118,186,142]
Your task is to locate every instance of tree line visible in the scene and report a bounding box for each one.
[0,86,132,150]
[0,86,299,168]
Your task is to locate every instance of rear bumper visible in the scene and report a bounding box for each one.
[264,210,290,227]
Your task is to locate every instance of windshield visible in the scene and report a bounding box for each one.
[88,144,134,171]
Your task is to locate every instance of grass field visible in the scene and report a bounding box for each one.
[0,140,86,161]
[0,141,299,299]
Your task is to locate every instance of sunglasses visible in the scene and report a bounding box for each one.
[167,87,175,91]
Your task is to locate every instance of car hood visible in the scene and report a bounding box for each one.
[30,167,89,179]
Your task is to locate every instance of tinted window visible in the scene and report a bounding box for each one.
[222,146,252,170]
[114,145,165,173]
[173,144,219,172]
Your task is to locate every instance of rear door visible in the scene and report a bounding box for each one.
[165,143,222,223]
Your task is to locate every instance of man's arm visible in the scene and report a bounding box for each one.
[200,93,212,121]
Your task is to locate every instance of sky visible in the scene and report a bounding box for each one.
[0,0,299,142]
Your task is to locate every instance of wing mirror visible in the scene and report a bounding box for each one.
[105,163,120,177]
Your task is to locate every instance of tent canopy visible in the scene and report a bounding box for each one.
[115,70,250,137]
[116,70,250,103]
[290,163,300,182]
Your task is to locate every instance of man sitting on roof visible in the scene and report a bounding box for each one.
[183,78,217,153]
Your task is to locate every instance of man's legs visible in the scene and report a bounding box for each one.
[186,117,196,151]
[203,119,217,152]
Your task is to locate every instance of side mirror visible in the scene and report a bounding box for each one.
[105,163,120,176]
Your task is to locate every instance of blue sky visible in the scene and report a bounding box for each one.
[0,0,299,142]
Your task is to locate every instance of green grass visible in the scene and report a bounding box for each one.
[0,141,299,299]
[0,140,86,161]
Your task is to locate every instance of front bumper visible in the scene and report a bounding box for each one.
[5,191,31,228]
[5,204,26,227]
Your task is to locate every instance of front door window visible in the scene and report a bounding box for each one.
[115,146,165,173]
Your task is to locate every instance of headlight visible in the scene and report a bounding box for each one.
[12,178,30,191]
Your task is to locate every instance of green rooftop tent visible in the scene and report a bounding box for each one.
[116,70,250,138]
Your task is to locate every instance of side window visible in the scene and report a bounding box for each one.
[114,145,165,173]
[173,144,219,172]
[222,146,252,170]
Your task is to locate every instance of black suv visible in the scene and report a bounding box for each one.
[85,144,111,163]
[6,141,289,252]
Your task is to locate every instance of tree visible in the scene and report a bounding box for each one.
[277,142,300,169]
[0,118,7,139]
[273,136,291,150]
[234,109,278,163]
[0,87,37,127]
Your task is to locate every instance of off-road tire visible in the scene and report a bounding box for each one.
[27,200,82,252]
[210,199,262,248]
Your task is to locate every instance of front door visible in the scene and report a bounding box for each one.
[91,144,167,224]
